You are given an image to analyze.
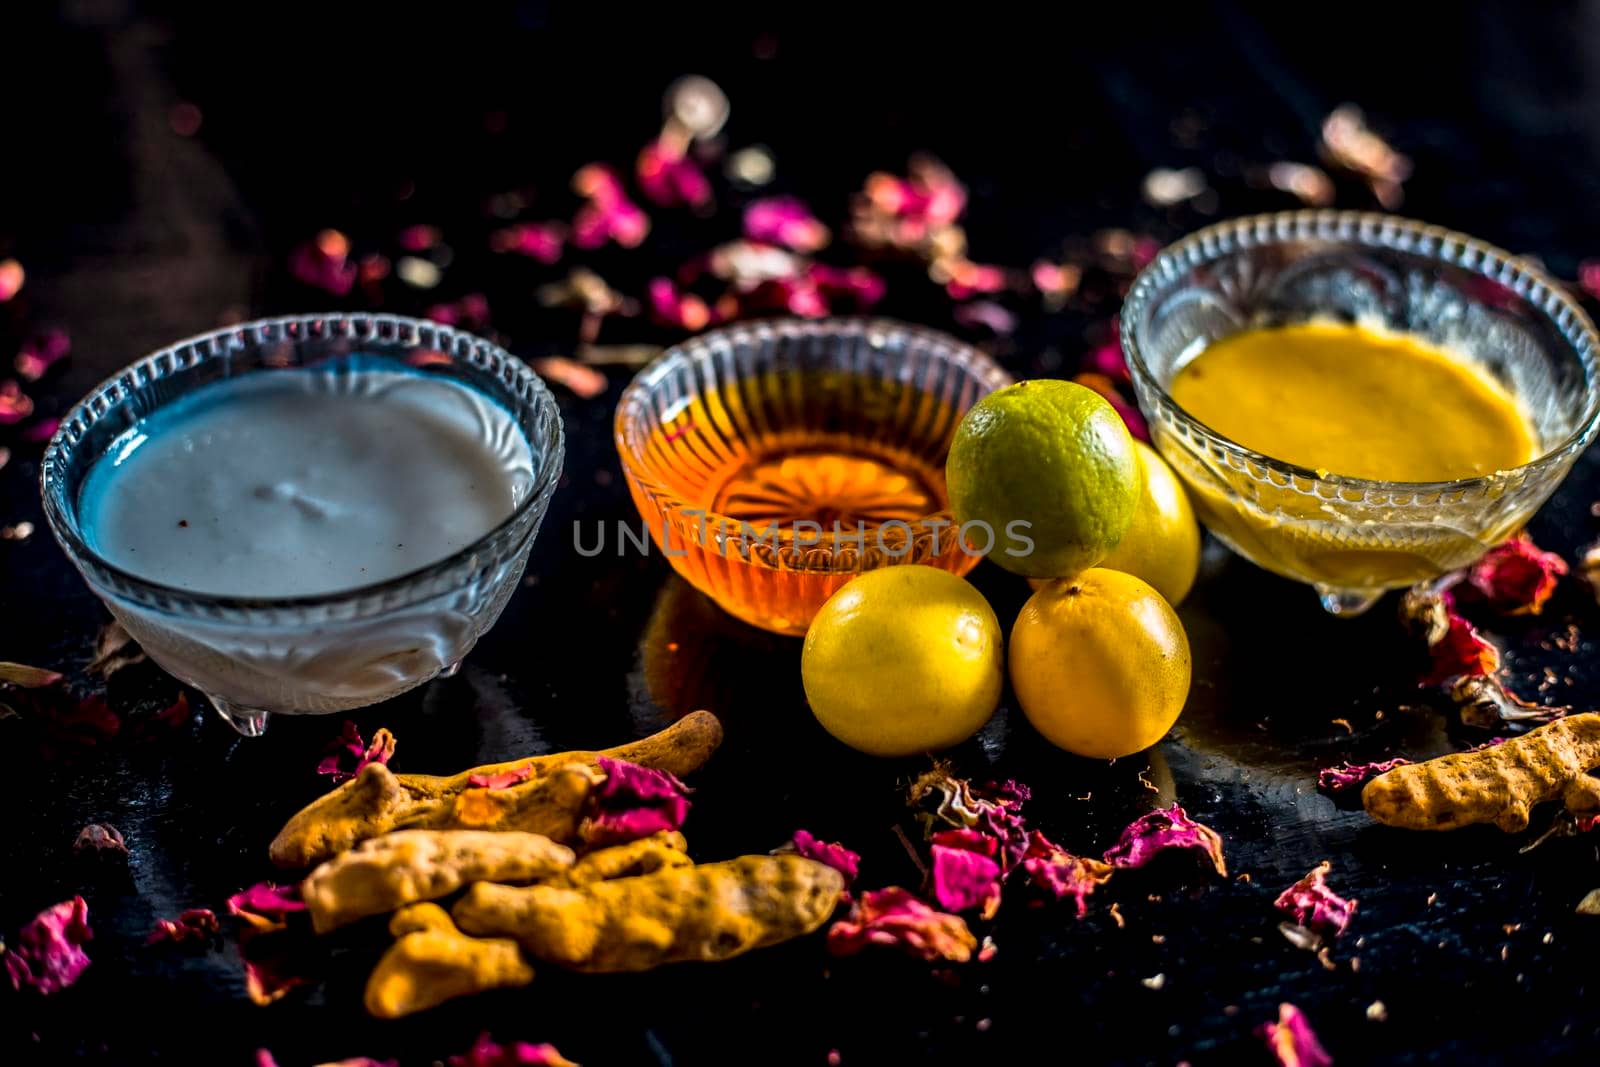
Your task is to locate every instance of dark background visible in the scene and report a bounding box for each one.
[3,2,1600,1064]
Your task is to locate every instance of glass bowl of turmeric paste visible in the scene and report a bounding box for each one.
[1122,210,1600,616]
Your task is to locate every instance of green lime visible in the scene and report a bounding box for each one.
[946,379,1139,578]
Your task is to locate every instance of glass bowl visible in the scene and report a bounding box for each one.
[615,318,1012,635]
[1122,210,1600,615]
[40,313,565,735]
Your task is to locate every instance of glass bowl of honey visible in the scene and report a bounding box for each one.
[41,313,565,735]
[1123,210,1600,616]
[615,318,1013,635]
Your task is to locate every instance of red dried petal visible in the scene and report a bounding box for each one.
[791,829,861,884]
[14,329,70,382]
[1102,804,1227,877]
[1256,1003,1333,1067]
[571,165,650,249]
[398,224,441,252]
[288,229,357,296]
[532,357,607,400]
[0,379,34,424]
[909,770,1031,873]
[0,258,23,302]
[53,693,121,743]
[5,896,91,994]
[21,417,60,443]
[1021,831,1115,918]
[317,722,394,783]
[583,757,690,846]
[1467,536,1568,616]
[449,1032,579,1067]
[1316,758,1411,797]
[147,908,220,946]
[1273,862,1356,938]
[468,764,537,790]
[241,936,313,1007]
[929,842,1003,919]
[952,301,1017,336]
[1580,260,1600,303]
[826,887,977,963]
[74,823,129,857]
[1082,334,1129,383]
[490,222,565,263]
[1423,611,1500,685]
[944,261,1008,301]
[1073,372,1149,441]
[637,140,712,210]
[648,277,716,332]
[227,882,306,933]
[744,197,830,253]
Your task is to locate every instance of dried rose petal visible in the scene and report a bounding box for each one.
[744,197,829,253]
[74,823,129,857]
[790,829,861,884]
[583,757,690,846]
[1273,862,1356,938]
[1316,758,1411,797]
[398,224,441,252]
[255,1052,280,1067]
[1073,373,1150,442]
[241,932,313,1006]
[490,221,566,263]
[571,164,650,249]
[1082,335,1129,383]
[468,764,537,790]
[1450,674,1563,729]
[826,887,977,963]
[317,723,395,783]
[943,260,1008,301]
[1466,536,1568,615]
[288,229,357,296]
[0,661,64,688]
[637,139,713,210]
[147,908,220,946]
[54,693,121,743]
[909,769,1031,873]
[1580,261,1600,303]
[21,416,60,443]
[5,896,91,994]
[928,841,1003,919]
[1102,804,1227,877]
[1423,612,1500,685]
[0,379,34,424]
[1321,104,1412,208]
[317,1059,399,1067]
[448,1032,579,1067]
[14,329,70,381]
[227,882,306,933]
[1021,831,1115,918]
[532,357,607,400]
[952,301,1016,336]
[0,258,23,302]
[1256,1003,1333,1067]
[1031,261,1082,305]
[648,277,716,332]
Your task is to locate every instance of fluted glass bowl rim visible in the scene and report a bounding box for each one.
[40,312,565,619]
[614,316,1013,549]
[1121,209,1600,493]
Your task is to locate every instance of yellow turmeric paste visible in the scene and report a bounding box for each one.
[1170,321,1537,482]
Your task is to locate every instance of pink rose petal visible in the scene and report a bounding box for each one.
[826,887,976,963]
[14,329,70,381]
[583,756,690,846]
[1256,1003,1333,1067]
[1273,861,1356,939]
[789,829,861,884]
[1102,804,1227,877]
[5,896,91,994]
[744,197,830,253]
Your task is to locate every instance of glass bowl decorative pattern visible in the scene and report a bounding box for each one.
[40,313,565,735]
[1122,211,1600,615]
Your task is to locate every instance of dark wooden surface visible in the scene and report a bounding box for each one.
[2,4,1599,1064]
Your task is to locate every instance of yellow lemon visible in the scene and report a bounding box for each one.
[1087,440,1200,605]
[802,566,1003,756]
[946,379,1139,578]
[1009,568,1190,758]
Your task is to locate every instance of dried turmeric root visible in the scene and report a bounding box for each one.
[565,831,692,885]
[302,830,576,933]
[269,711,723,868]
[452,855,845,973]
[1363,712,1600,831]
[364,903,534,1019]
